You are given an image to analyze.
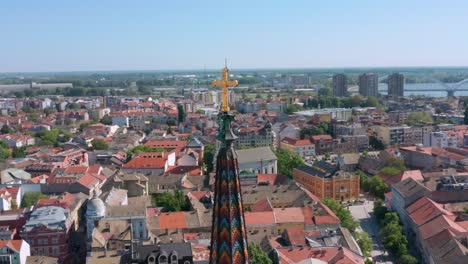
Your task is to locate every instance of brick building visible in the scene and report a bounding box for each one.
[293,161,360,201]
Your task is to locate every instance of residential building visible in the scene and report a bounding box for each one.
[0,134,35,148]
[122,152,176,175]
[387,73,404,97]
[294,108,352,122]
[0,169,31,184]
[20,206,74,262]
[0,239,30,264]
[424,131,463,149]
[311,135,334,155]
[293,161,360,201]
[373,125,423,146]
[390,177,431,228]
[332,73,347,97]
[234,122,277,150]
[358,73,378,97]
[280,137,315,159]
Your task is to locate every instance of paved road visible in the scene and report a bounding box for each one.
[349,201,394,264]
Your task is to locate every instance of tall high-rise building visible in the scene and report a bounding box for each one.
[210,66,249,264]
[388,73,405,97]
[358,73,379,97]
[333,73,347,97]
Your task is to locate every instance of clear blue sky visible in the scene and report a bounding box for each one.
[1,0,468,72]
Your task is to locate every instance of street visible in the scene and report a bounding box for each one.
[349,201,394,264]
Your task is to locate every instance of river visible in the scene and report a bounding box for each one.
[378,82,468,97]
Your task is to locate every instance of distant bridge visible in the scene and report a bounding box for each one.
[377,73,468,97]
[348,74,468,97]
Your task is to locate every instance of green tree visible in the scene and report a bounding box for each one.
[366,96,380,108]
[0,147,11,162]
[322,198,359,233]
[369,136,385,150]
[374,199,388,221]
[399,254,418,264]
[68,102,81,109]
[367,176,389,199]
[406,112,433,125]
[12,146,27,158]
[21,106,34,113]
[167,118,177,126]
[35,129,71,146]
[100,115,112,125]
[276,148,305,178]
[44,108,57,116]
[177,104,186,123]
[355,231,373,257]
[318,88,332,97]
[152,190,189,212]
[249,243,272,264]
[284,104,302,115]
[91,138,109,150]
[21,192,48,208]
[0,124,13,134]
[203,143,216,173]
[127,145,166,157]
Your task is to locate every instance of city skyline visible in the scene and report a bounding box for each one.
[2,0,468,72]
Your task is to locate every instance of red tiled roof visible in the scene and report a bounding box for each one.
[0,240,23,252]
[244,211,275,226]
[77,173,100,188]
[419,214,466,240]
[145,140,187,149]
[251,198,273,212]
[276,247,364,264]
[159,212,187,229]
[311,135,333,142]
[274,208,304,223]
[406,197,453,226]
[401,170,424,181]
[285,227,307,246]
[188,191,211,201]
[123,155,167,169]
[167,166,201,176]
[63,166,88,174]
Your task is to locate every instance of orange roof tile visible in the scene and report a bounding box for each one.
[419,215,466,240]
[274,208,304,223]
[406,197,453,226]
[159,212,187,229]
[244,211,275,226]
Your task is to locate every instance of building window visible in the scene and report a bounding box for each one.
[53,247,59,256]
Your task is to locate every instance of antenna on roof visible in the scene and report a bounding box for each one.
[225,58,228,68]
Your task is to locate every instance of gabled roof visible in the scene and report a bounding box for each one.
[0,239,23,252]
[406,197,453,226]
[251,198,273,212]
[276,246,364,264]
[244,211,275,226]
[159,212,187,230]
[274,208,305,223]
[236,147,277,163]
[419,214,466,240]
[392,177,430,199]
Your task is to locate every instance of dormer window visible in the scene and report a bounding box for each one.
[159,254,168,264]
[171,253,178,263]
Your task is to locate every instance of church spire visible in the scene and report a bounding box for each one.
[210,65,249,264]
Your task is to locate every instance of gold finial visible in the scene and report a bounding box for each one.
[212,62,238,112]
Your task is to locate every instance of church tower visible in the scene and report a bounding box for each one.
[210,65,249,264]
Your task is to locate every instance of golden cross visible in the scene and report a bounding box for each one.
[212,66,238,112]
